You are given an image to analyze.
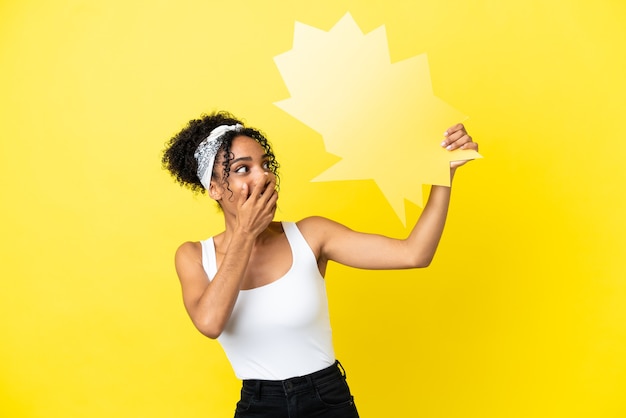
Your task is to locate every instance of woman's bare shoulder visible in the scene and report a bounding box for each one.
[296,216,350,250]
[175,241,202,264]
[296,216,328,235]
[297,216,349,232]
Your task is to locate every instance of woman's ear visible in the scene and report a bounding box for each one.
[208,180,223,200]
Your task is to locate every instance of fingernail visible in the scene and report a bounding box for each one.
[446,145,452,150]
[440,141,447,147]
[443,131,449,137]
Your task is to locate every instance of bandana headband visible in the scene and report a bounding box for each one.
[194,124,243,189]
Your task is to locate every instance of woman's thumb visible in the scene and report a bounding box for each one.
[239,183,248,204]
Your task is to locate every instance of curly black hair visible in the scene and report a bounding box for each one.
[162,111,280,195]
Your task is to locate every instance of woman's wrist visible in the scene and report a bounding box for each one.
[449,166,457,183]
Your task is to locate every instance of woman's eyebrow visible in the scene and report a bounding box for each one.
[229,156,252,166]
[230,154,270,164]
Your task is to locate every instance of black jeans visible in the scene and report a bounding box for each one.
[234,360,359,418]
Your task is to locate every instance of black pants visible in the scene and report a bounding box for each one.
[234,360,359,418]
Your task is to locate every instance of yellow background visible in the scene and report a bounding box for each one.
[1,0,625,417]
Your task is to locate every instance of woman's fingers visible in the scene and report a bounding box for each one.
[237,183,249,207]
[441,123,475,151]
[238,176,278,222]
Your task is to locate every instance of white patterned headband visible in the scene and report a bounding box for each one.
[194,124,243,189]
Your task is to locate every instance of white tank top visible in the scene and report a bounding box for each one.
[200,221,335,380]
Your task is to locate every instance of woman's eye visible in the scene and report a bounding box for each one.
[234,166,248,173]
[263,161,270,170]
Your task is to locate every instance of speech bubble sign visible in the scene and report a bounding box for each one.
[275,13,481,224]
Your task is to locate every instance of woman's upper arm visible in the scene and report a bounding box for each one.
[174,241,210,316]
[297,217,418,270]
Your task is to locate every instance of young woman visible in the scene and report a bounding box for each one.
[162,111,478,417]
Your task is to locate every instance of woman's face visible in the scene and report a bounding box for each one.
[210,135,277,206]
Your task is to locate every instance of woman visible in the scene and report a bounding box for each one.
[162,111,478,417]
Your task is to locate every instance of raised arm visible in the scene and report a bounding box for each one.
[298,124,477,271]
[175,176,278,339]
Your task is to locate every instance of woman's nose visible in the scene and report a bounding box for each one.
[249,169,270,189]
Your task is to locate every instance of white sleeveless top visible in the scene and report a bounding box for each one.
[200,222,335,380]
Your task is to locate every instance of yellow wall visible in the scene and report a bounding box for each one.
[2,1,625,417]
